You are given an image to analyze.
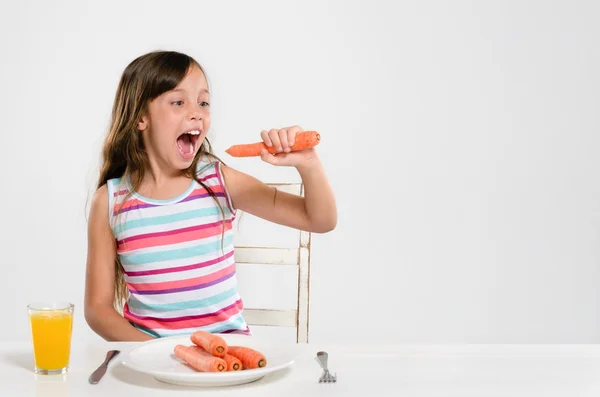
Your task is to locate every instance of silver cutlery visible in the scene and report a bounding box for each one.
[88,350,120,384]
[316,351,337,383]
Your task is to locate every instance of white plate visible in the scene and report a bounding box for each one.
[120,334,298,387]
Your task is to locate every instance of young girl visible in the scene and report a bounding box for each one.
[84,50,337,341]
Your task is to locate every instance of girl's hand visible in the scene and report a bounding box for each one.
[259,125,318,168]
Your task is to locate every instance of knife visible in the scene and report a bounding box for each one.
[88,350,121,384]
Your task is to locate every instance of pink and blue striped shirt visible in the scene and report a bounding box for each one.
[106,159,250,337]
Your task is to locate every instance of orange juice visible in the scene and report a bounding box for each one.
[28,303,74,374]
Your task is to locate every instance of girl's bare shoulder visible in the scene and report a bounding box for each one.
[89,184,109,223]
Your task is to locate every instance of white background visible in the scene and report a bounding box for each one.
[1,0,599,344]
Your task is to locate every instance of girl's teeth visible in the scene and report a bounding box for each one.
[189,142,194,154]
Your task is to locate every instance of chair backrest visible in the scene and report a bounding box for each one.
[232,183,311,343]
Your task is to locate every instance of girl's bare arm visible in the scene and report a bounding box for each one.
[222,128,337,234]
[84,185,154,342]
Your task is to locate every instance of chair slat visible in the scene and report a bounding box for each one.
[234,247,299,265]
[243,308,297,327]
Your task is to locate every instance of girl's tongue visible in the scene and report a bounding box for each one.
[177,133,195,160]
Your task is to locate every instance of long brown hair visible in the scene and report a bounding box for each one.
[97,51,225,311]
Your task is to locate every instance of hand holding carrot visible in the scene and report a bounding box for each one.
[260,126,321,168]
[226,126,321,168]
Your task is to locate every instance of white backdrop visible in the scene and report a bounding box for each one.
[1,0,599,344]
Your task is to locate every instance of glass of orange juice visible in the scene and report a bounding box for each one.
[27,302,74,375]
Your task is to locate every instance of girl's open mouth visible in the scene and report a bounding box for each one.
[177,130,201,160]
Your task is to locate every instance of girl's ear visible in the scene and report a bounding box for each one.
[137,114,148,131]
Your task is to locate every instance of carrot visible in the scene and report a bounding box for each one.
[190,330,228,357]
[190,344,243,371]
[226,346,267,369]
[221,353,243,371]
[225,131,320,157]
[173,344,227,372]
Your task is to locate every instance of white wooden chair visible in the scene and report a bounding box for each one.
[233,183,311,343]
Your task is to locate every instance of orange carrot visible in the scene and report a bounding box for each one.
[225,131,320,157]
[192,344,243,371]
[190,330,228,357]
[221,353,243,371]
[174,344,227,372]
[226,346,267,369]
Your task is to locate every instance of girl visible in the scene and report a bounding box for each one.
[84,51,337,341]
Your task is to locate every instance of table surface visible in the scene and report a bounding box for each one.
[3,341,600,396]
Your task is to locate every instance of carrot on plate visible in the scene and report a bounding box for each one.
[225,131,320,157]
[174,344,227,372]
[221,353,243,371]
[190,330,228,357]
[192,344,242,371]
[226,346,267,369]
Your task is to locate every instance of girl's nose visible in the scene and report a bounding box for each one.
[189,111,202,121]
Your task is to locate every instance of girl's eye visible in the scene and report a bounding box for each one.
[199,101,210,107]
[172,101,184,106]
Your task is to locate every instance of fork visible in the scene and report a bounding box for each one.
[316,351,337,383]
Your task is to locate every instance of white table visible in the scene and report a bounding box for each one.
[3,342,600,396]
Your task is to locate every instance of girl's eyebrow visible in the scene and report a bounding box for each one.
[171,88,210,94]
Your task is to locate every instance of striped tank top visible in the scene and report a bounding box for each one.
[106,159,250,337]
